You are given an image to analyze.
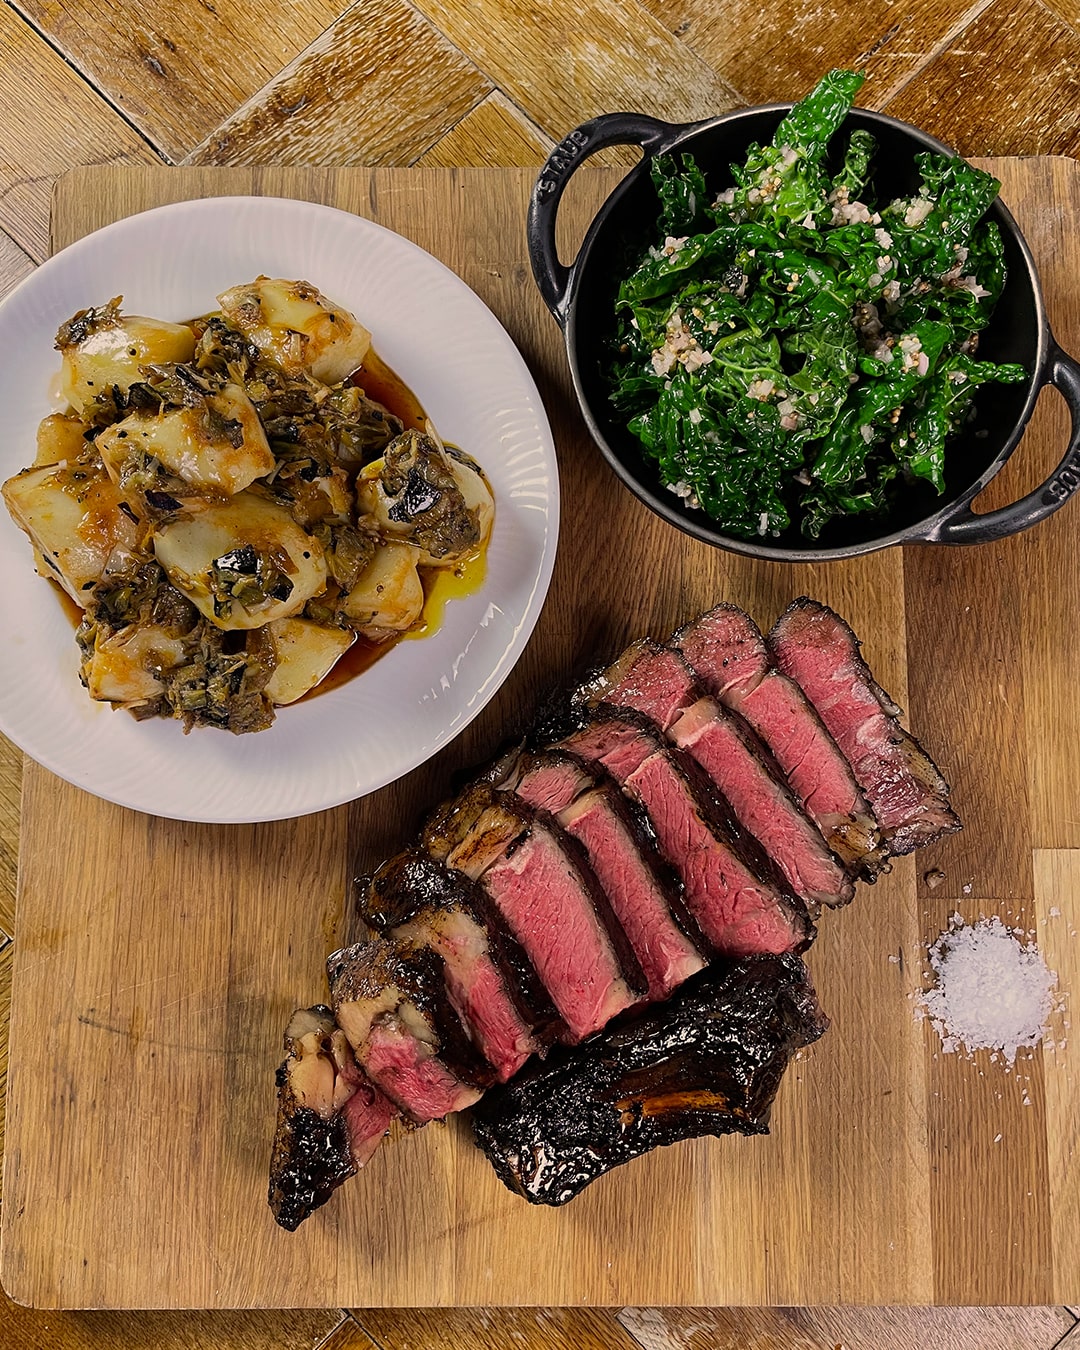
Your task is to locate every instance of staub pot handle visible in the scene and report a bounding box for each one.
[527,112,691,325]
[917,339,1080,543]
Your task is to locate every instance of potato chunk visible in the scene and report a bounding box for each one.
[2,462,141,603]
[35,413,91,467]
[264,619,355,705]
[216,278,371,384]
[153,494,327,630]
[57,302,195,415]
[338,540,423,639]
[97,383,274,497]
[82,622,189,706]
[357,435,494,566]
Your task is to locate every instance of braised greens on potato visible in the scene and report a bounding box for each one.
[1,279,494,734]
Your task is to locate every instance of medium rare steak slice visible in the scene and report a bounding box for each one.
[769,598,961,855]
[562,710,813,957]
[582,636,852,912]
[425,782,646,1042]
[328,938,489,1122]
[670,698,854,912]
[579,638,697,730]
[472,954,829,1206]
[365,852,549,1080]
[674,603,887,878]
[269,1005,398,1231]
[506,750,707,1001]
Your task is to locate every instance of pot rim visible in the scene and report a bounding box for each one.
[549,103,1056,559]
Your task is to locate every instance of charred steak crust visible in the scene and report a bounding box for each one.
[269,1099,356,1232]
[471,954,829,1206]
[327,938,494,1090]
[362,850,564,1040]
[768,598,961,856]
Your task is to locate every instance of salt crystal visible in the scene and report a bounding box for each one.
[918,915,1057,1066]
[1050,906,1062,918]
[994,1133,1002,1143]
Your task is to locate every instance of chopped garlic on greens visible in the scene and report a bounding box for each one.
[607,68,1027,540]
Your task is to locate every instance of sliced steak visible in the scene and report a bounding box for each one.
[769,598,961,855]
[425,783,645,1042]
[505,750,706,1001]
[674,603,887,878]
[582,636,852,912]
[562,710,813,957]
[669,697,854,912]
[579,638,697,730]
[472,954,829,1206]
[364,851,559,1079]
[268,1005,397,1230]
[328,938,489,1123]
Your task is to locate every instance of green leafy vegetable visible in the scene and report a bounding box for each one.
[606,68,1027,540]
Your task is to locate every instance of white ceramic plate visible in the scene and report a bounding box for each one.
[0,196,558,823]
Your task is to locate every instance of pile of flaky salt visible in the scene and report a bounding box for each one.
[918,914,1058,1065]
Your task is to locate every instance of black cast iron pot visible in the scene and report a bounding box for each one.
[527,106,1080,560]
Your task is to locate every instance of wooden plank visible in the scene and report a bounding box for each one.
[632,0,991,110]
[884,0,1080,157]
[0,738,19,940]
[0,225,30,940]
[618,1306,1077,1349]
[11,0,347,161]
[185,0,489,167]
[1034,851,1080,1303]
[0,229,35,301]
[405,0,743,138]
[416,92,551,167]
[1000,157,1080,849]
[0,1281,347,1349]
[1,160,1076,1308]
[353,1309,643,1349]
[0,939,9,1205]
[0,5,159,261]
[920,896,1053,1303]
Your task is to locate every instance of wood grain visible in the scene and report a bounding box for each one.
[634,0,992,111]
[0,737,19,940]
[0,4,159,261]
[3,160,1079,1311]
[352,1309,645,1349]
[11,0,347,161]
[618,1305,1078,1349]
[884,0,1080,158]
[405,0,743,138]
[0,1288,347,1349]
[185,0,489,168]
[0,940,10,1205]
[0,229,35,301]
[1034,851,1080,1302]
[416,92,551,167]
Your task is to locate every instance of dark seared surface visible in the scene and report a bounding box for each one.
[363,848,564,1041]
[269,1101,356,1232]
[327,937,494,1088]
[471,954,828,1206]
[268,1005,356,1232]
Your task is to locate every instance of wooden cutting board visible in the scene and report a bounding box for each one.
[3,160,1080,1309]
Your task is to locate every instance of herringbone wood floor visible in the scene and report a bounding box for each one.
[4,0,1080,1342]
